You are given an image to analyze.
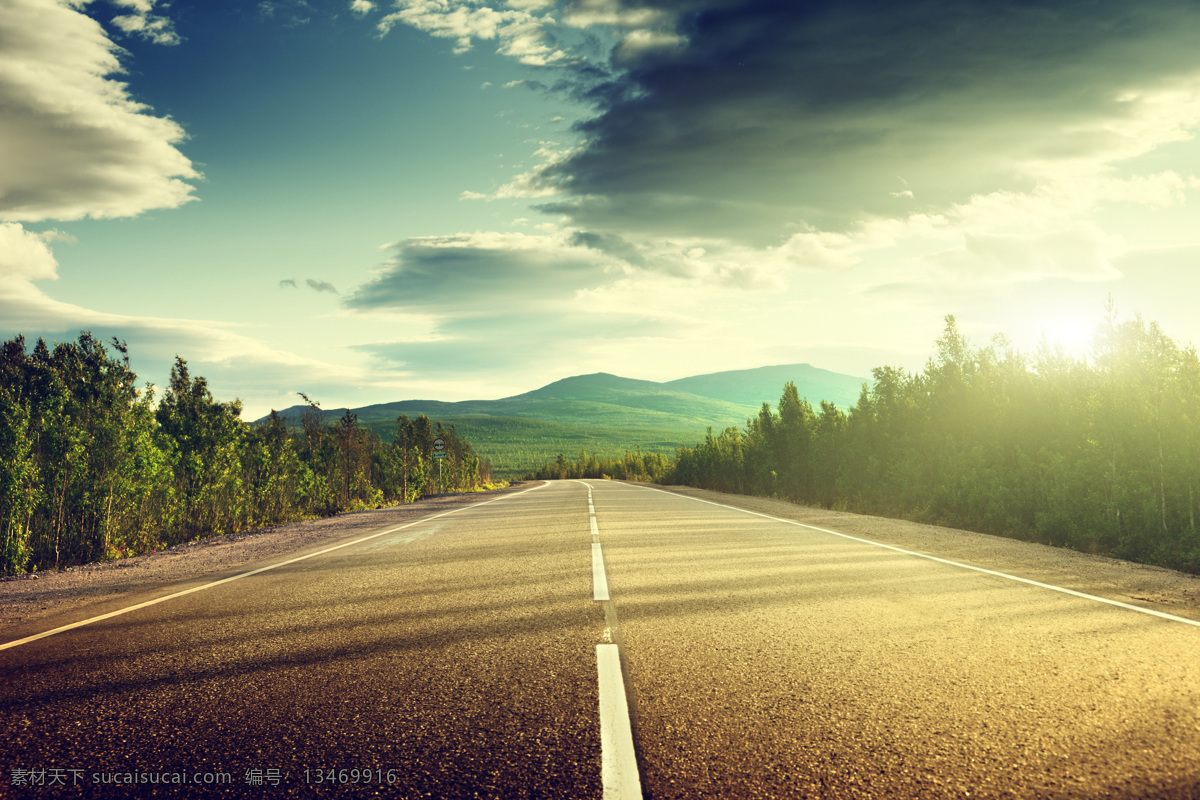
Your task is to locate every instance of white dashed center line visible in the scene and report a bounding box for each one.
[597,643,643,799]
[592,542,612,602]
[580,481,643,799]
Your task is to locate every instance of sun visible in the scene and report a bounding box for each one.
[1040,317,1096,361]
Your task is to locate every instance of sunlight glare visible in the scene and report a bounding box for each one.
[1040,317,1095,361]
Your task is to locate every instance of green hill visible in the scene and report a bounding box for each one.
[664,363,865,409]
[262,364,867,477]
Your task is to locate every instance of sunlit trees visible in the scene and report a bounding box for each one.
[647,311,1200,574]
[812,400,847,508]
[156,356,246,542]
[0,333,170,571]
[0,336,39,572]
[241,410,303,528]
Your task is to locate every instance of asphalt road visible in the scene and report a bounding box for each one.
[3,480,1199,799]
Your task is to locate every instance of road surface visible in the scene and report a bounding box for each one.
[2,480,1199,798]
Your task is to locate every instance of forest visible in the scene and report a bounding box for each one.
[0,333,491,575]
[531,311,1200,575]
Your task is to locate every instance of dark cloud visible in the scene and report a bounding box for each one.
[306,278,338,293]
[279,278,298,289]
[353,311,677,375]
[567,230,646,266]
[344,233,612,312]
[537,0,1200,244]
[506,79,551,92]
[344,232,691,375]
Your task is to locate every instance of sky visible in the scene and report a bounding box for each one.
[3,0,1200,420]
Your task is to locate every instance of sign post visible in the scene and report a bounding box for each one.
[433,437,446,494]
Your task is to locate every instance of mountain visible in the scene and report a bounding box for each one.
[664,363,867,409]
[260,364,867,477]
[494,372,758,426]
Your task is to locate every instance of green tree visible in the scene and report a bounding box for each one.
[156,356,245,541]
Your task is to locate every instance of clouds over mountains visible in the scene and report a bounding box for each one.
[343,0,1200,374]
[5,0,1200,411]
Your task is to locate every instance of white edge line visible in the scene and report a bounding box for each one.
[0,483,548,652]
[597,643,642,799]
[633,484,1200,629]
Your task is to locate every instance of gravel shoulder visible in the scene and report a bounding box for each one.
[642,482,1200,624]
[0,483,538,643]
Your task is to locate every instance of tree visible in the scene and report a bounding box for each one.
[156,356,245,540]
[776,381,814,501]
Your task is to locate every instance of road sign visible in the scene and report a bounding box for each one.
[433,450,447,460]
[433,437,446,452]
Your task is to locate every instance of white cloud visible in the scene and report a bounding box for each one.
[933,164,1198,244]
[0,224,66,283]
[376,0,566,64]
[505,0,555,10]
[493,141,579,198]
[924,224,1124,285]
[769,230,874,272]
[378,1,519,52]
[0,240,388,419]
[110,14,179,45]
[350,0,376,15]
[611,28,684,67]
[1038,73,1200,178]
[108,0,181,46]
[495,16,568,65]
[561,0,668,29]
[109,0,156,12]
[1094,170,1200,208]
[0,0,199,222]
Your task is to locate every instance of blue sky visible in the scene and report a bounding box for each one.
[4,0,1200,419]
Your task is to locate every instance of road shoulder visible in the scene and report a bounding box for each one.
[637,481,1200,624]
[0,484,539,642]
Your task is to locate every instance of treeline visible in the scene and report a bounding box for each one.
[0,333,491,575]
[680,312,1200,571]
[524,448,672,482]
[526,311,1200,574]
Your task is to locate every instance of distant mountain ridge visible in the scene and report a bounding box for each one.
[664,363,867,409]
[260,363,867,476]
[263,364,865,426]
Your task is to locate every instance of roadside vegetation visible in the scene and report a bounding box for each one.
[530,309,1200,575]
[0,333,494,575]
[359,415,691,480]
[524,448,673,483]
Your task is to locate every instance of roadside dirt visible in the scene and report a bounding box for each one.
[5,479,1200,642]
